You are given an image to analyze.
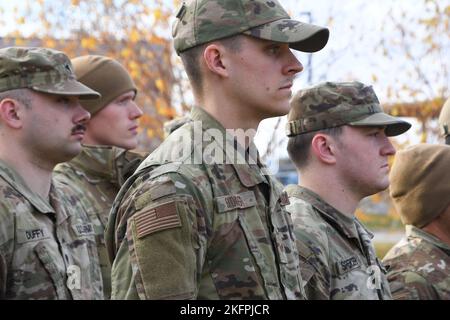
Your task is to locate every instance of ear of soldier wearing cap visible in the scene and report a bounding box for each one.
[53,54,147,299]
[0,47,104,300]
[382,143,450,300]
[106,0,329,300]
[284,81,411,300]
[286,81,411,137]
[438,97,450,145]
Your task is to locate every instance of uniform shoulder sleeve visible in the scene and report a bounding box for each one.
[110,168,212,300]
[387,270,438,300]
[0,187,18,298]
[287,197,331,299]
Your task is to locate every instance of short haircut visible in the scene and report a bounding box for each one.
[0,89,32,109]
[180,35,243,97]
[287,126,343,169]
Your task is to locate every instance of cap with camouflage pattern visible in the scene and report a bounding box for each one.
[438,97,450,142]
[172,0,329,54]
[286,81,411,137]
[0,47,100,99]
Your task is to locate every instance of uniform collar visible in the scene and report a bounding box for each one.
[286,185,367,240]
[0,159,55,214]
[67,145,123,183]
[406,225,450,254]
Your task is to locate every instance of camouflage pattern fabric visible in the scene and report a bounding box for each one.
[286,81,410,137]
[53,145,146,298]
[0,160,104,299]
[0,47,99,99]
[383,225,450,300]
[105,107,305,300]
[163,115,191,138]
[285,185,392,300]
[172,0,329,54]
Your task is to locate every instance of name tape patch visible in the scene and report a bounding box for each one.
[215,191,257,213]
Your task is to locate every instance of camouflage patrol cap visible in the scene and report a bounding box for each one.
[172,0,329,54]
[438,97,450,142]
[286,81,411,137]
[0,47,100,99]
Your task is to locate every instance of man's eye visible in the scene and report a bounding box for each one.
[268,46,281,55]
[58,97,70,104]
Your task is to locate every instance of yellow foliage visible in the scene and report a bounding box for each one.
[17,17,25,24]
[158,107,176,118]
[71,0,80,6]
[153,9,162,21]
[43,38,57,48]
[121,48,132,59]
[81,37,97,50]
[14,38,26,46]
[371,74,378,83]
[130,29,140,43]
[146,129,155,138]
[371,193,382,203]
[155,78,165,93]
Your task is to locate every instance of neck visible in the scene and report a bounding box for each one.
[422,213,450,247]
[0,143,53,200]
[82,132,100,146]
[200,88,260,131]
[299,167,361,216]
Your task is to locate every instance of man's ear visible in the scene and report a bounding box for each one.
[203,43,228,78]
[0,98,24,129]
[310,133,337,165]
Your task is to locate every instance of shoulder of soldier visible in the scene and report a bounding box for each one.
[146,121,196,164]
[387,269,437,300]
[383,236,450,288]
[0,178,24,251]
[286,193,330,260]
[53,161,87,189]
[383,236,432,269]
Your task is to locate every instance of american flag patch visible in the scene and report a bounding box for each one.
[134,201,181,239]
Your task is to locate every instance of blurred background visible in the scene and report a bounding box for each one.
[1,0,449,257]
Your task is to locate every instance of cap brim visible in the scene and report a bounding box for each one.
[349,113,412,136]
[32,79,101,100]
[243,19,329,53]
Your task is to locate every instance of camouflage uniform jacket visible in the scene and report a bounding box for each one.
[285,185,392,300]
[383,225,450,299]
[105,107,305,300]
[0,160,104,299]
[53,145,146,298]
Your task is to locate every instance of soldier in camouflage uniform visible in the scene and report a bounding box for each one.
[105,0,329,300]
[383,144,450,300]
[53,55,146,298]
[285,81,411,299]
[438,97,450,145]
[0,47,104,299]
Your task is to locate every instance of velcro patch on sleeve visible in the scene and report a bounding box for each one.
[133,201,182,239]
[135,179,177,210]
[215,191,256,213]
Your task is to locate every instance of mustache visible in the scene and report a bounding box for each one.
[71,124,86,134]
